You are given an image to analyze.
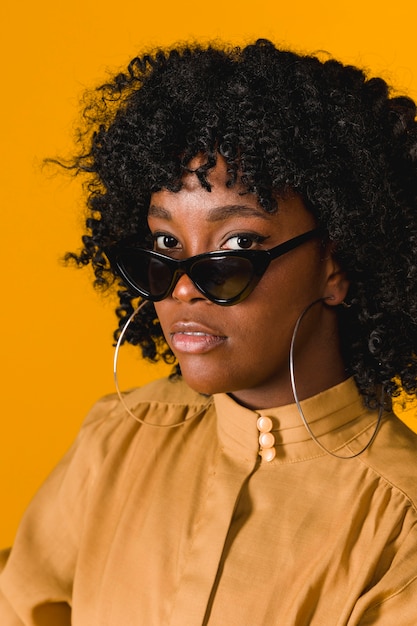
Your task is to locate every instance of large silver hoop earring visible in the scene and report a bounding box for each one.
[289,298,383,459]
[114,300,213,428]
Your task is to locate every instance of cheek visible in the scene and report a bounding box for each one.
[230,257,329,349]
[248,258,323,320]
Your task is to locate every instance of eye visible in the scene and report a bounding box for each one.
[223,233,268,250]
[154,234,181,251]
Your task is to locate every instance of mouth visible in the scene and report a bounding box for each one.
[169,322,227,354]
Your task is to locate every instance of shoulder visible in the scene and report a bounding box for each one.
[77,376,211,450]
[120,376,209,408]
[84,376,207,424]
[360,413,417,510]
[6,378,212,542]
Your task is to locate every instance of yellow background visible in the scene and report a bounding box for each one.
[1,0,417,546]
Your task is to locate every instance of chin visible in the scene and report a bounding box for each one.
[182,376,226,396]
[179,366,234,397]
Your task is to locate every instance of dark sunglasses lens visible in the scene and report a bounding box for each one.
[119,250,173,298]
[192,257,254,301]
[117,250,256,303]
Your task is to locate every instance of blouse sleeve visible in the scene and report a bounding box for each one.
[0,550,25,626]
[0,394,121,626]
[360,579,417,626]
[349,521,417,626]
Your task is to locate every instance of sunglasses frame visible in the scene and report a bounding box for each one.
[105,228,321,306]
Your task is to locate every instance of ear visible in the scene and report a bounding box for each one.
[322,252,350,307]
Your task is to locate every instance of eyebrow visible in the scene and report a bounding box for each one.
[148,203,270,221]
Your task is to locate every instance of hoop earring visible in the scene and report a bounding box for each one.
[114,300,213,428]
[289,298,383,459]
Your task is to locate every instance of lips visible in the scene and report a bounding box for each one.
[169,321,227,354]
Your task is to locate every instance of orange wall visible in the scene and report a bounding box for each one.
[1,0,417,545]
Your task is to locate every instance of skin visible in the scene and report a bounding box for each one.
[151,157,349,409]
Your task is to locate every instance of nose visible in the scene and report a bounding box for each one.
[171,271,208,303]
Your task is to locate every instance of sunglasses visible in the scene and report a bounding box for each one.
[105,228,320,306]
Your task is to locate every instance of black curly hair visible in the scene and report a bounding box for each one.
[65,38,417,407]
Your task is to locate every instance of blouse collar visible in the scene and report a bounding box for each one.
[213,378,381,464]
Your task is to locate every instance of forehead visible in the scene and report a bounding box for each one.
[148,154,316,236]
[149,156,266,219]
[149,185,267,228]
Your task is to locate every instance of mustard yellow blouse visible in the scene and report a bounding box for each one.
[1,377,417,625]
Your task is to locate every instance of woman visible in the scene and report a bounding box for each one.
[1,39,417,625]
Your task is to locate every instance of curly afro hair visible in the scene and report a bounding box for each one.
[66,38,417,407]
